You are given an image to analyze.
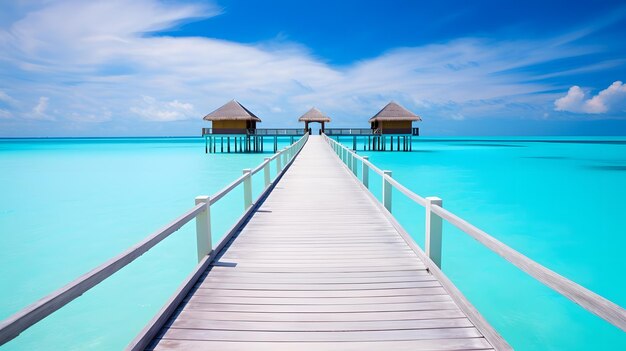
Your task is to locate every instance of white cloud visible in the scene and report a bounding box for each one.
[554,86,587,112]
[27,96,54,120]
[0,108,12,119]
[130,95,195,121]
[0,90,17,104]
[67,111,112,123]
[33,96,48,114]
[0,0,621,134]
[554,81,626,114]
[586,81,626,113]
[168,100,193,111]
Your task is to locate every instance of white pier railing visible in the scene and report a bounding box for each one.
[323,133,626,332]
[0,134,309,346]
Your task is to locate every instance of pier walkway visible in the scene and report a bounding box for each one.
[141,136,504,350]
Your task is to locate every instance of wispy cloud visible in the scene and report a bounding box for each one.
[0,90,17,105]
[28,96,54,120]
[0,108,12,119]
[0,0,623,136]
[555,81,626,114]
[130,95,196,122]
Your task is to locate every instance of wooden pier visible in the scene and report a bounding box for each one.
[136,136,506,350]
[2,135,625,350]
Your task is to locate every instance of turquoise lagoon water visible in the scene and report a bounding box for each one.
[335,136,626,350]
[1,136,625,350]
[0,137,293,350]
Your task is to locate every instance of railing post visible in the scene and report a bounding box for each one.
[362,156,369,188]
[346,151,351,169]
[263,158,271,188]
[282,147,288,166]
[243,169,252,210]
[425,197,443,268]
[351,152,357,175]
[382,170,392,212]
[195,196,212,262]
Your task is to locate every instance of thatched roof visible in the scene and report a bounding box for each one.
[368,101,422,123]
[298,107,331,122]
[203,100,262,122]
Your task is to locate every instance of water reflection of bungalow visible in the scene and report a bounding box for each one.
[298,107,331,134]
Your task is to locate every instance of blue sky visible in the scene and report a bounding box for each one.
[1,0,625,137]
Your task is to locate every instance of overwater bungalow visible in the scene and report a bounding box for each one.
[202,100,305,153]
[370,101,421,135]
[298,107,331,134]
[202,99,261,135]
[324,101,421,151]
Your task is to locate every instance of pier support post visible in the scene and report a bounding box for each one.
[362,156,369,188]
[425,197,443,268]
[263,158,271,188]
[195,196,212,262]
[382,170,392,212]
[243,169,252,210]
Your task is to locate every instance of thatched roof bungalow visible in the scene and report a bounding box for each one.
[369,101,421,135]
[203,100,261,134]
[298,107,331,132]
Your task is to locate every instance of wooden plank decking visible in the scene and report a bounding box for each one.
[146,136,499,350]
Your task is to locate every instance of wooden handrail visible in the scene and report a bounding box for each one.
[0,133,309,346]
[322,134,626,332]
[0,203,205,343]
[430,204,626,331]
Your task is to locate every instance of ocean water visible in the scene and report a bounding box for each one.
[0,137,293,350]
[336,136,626,350]
[1,136,625,350]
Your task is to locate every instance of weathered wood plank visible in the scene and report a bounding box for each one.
[159,327,483,342]
[186,294,452,306]
[168,317,473,332]
[200,274,436,284]
[201,269,430,279]
[175,309,469,322]
[184,301,459,313]
[195,281,442,291]
[192,287,449,298]
[149,338,494,351]
[205,265,427,273]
